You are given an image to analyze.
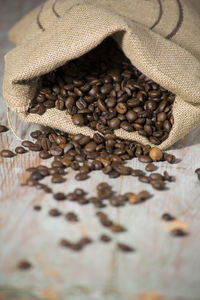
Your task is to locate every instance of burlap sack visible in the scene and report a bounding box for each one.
[3,0,200,149]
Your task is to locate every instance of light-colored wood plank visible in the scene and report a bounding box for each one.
[0,1,200,300]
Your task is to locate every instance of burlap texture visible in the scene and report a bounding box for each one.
[3,0,200,149]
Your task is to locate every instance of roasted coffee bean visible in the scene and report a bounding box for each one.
[145,163,157,172]
[109,118,120,129]
[116,103,127,114]
[30,171,44,181]
[131,169,145,177]
[15,146,27,154]
[170,229,188,237]
[17,260,32,270]
[66,212,79,222]
[39,150,51,159]
[72,114,85,126]
[161,213,175,221]
[100,234,111,242]
[149,173,164,181]
[54,192,66,200]
[49,208,62,217]
[138,155,152,163]
[195,168,200,175]
[50,146,63,156]
[164,153,176,164]
[117,243,134,252]
[0,149,15,158]
[149,147,163,161]
[139,175,150,183]
[75,172,89,181]
[33,205,41,211]
[109,196,124,207]
[150,180,165,190]
[30,130,42,139]
[22,140,35,148]
[0,125,8,133]
[51,174,66,183]
[111,224,125,233]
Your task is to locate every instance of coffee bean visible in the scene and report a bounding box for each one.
[0,149,15,158]
[72,114,85,126]
[149,173,164,181]
[84,141,97,152]
[111,224,125,233]
[54,192,66,200]
[15,146,27,154]
[164,153,176,164]
[39,150,51,159]
[49,208,62,217]
[138,155,152,163]
[170,229,188,237]
[50,146,63,156]
[139,175,150,183]
[51,174,66,183]
[150,180,165,190]
[131,169,145,177]
[0,125,8,133]
[100,234,111,242]
[33,205,41,211]
[195,168,200,175]
[161,213,175,221]
[109,118,120,129]
[145,163,157,172]
[75,172,89,181]
[66,212,78,222]
[17,260,32,270]
[149,147,163,161]
[117,243,134,252]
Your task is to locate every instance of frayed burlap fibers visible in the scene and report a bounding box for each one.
[3,0,200,149]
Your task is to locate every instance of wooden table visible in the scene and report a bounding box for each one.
[0,1,200,299]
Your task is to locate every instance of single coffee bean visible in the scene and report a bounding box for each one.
[170,229,188,237]
[51,174,66,183]
[75,172,89,181]
[117,243,134,252]
[17,260,32,270]
[0,125,8,133]
[54,192,66,200]
[66,212,79,222]
[149,147,163,161]
[100,234,111,242]
[149,173,164,181]
[116,103,127,114]
[161,213,175,221]
[15,146,27,154]
[195,168,200,175]
[150,180,165,190]
[145,163,157,172]
[111,224,125,233]
[139,175,150,183]
[39,150,51,159]
[72,114,85,126]
[109,118,120,129]
[0,149,15,158]
[138,155,152,163]
[49,208,62,217]
[33,205,41,211]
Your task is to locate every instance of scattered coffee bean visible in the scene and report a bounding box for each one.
[33,205,41,211]
[170,229,188,237]
[0,149,15,158]
[149,147,163,161]
[100,234,111,243]
[145,163,157,172]
[49,208,62,217]
[54,192,66,200]
[17,260,32,270]
[110,224,125,233]
[0,125,9,133]
[161,213,175,221]
[65,212,78,222]
[117,243,134,252]
[15,146,27,154]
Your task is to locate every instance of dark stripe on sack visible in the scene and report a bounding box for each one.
[37,4,45,31]
[150,0,163,30]
[166,0,183,39]
[52,0,61,18]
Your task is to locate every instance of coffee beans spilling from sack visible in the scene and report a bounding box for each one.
[28,38,175,145]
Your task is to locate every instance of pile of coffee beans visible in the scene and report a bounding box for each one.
[28,37,175,145]
[10,127,176,193]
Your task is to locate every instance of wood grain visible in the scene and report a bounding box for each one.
[0,1,200,300]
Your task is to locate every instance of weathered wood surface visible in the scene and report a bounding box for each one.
[0,1,200,300]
